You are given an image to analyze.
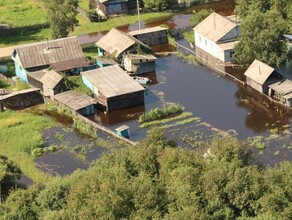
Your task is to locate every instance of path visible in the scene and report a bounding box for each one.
[0,46,14,59]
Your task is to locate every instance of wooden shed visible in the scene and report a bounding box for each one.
[123,54,157,75]
[244,59,284,94]
[81,65,145,111]
[268,79,292,107]
[40,70,64,99]
[54,90,96,116]
[130,26,169,46]
[95,57,118,68]
[27,70,46,90]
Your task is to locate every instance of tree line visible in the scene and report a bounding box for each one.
[0,128,291,219]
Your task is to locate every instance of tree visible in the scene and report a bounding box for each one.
[44,0,79,39]
[0,155,22,203]
[190,9,213,27]
[143,0,176,11]
[234,0,291,66]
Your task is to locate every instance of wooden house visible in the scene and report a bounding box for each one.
[81,65,145,111]
[95,28,150,60]
[244,59,284,94]
[129,26,168,46]
[193,12,240,62]
[54,90,96,116]
[40,70,64,99]
[268,79,292,107]
[123,54,157,74]
[27,71,46,90]
[11,36,88,82]
[96,0,137,18]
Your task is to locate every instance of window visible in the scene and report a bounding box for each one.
[199,36,202,42]
[230,51,235,58]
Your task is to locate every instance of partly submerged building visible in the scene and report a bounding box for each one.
[81,65,145,111]
[12,36,88,82]
[193,12,240,62]
[123,54,157,74]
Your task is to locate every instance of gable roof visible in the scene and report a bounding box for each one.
[81,65,144,98]
[14,36,87,70]
[193,12,237,43]
[95,28,139,57]
[244,59,279,85]
[40,70,63,89]
[268,79,292,95]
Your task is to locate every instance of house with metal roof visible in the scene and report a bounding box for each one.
[81,65,145,111]
[244,59,284,94]
[12,36,88,82]
[193,12,240,62]
[130,26,168,46]
[95,28,151,60]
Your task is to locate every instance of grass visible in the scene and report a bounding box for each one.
[159,117,200,129]
[0,0,47,27]
[0,58,15,77]
[64,75,92,95]
[78,0,90,11]
[183,31,194,43]
[0,111,56,184]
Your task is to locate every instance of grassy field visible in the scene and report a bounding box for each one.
[0,0,47,27]
[0,111,56,184]
[78,0,90,11]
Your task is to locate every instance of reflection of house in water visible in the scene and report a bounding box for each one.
[193,12,240,63]
[123,54,157,75]
[81,65,145,111]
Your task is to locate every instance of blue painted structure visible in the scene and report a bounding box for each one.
[81,74,94,91]
[115,125,130,138]
[97,48,105,57]
[14,61,28,83]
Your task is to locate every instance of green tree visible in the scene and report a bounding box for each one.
[0,155,22,203]
[44,0,79,39]
[190,9,213,27]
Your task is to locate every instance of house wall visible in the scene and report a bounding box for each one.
[135,61,156,75]
[14,62,28,82]
[195,32,226,62]
[27,75,43,91]
[107,2,127,16]
[77,104,95,116]
[246,77,263,93]
[82,75,94,91]
[132,30,168,46]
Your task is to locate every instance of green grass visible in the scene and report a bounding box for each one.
[78,0,90,11]
[0,0,47,27]
[0,58,15,77]
[64,75,92,95]
[183,31,194,43]
[0,111,56,184]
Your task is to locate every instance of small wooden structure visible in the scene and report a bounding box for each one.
[95,57,118,68]
[81,65,145,111]
[40,70,64,99]
[96,0,128,18]
[115,125,130,138]
[268,79,292,107]
[27,70,46,89]
[244,59,284,94]
[130,26,169,46]
[54,90,96,116]
[123,54,157,75]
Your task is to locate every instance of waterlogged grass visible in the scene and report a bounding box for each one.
[159,117,201,130]
[140,112,193,128]
[0,111,56,184]
[0,0,47,27]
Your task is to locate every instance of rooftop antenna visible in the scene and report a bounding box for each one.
[136,0,141,30]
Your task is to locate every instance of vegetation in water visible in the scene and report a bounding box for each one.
[73,117,97,138]
[139,103,183,123]
[247,136,266,150]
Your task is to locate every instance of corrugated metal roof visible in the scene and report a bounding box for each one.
[244,59,276,85]
[15,36,86,69]
[54,90,96,111]
[130,26,168,36]
[81,65,144,98]
[193,12,237,43]
[95,28,137,57]
[40,70,63,89]
[268,79,292,94]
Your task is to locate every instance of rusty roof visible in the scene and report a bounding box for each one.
[193,12,237,43]
[81,65,144,98]
[14,36,86,69]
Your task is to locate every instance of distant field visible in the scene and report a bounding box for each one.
[0,0,47,27]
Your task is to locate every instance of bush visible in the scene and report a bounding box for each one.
[88,9,100,22]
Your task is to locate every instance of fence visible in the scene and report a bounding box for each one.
[175,41,245,86]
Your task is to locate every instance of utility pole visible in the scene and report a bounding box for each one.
[136,0,141,30]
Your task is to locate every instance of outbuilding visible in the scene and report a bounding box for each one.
[40,70,65,99]
[129,26,168,46]
[123,54,157,74]
[81,65,145,111]
[268,79,292,107]
[244,59,284,94]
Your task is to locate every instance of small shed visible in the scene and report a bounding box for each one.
[40,70,64,98]
[130,26,169,46]
[268,79,292,106]
[27,70,46,90]
[54,90,96,116]
[81,65,145,111]
[95,57,118,68]
[123,54,157,74]
[115,125,130,138]
[244,59,284,94]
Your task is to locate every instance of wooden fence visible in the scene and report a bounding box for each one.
[0,73,17,87]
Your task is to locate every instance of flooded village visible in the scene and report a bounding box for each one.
[0,0,292,180]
